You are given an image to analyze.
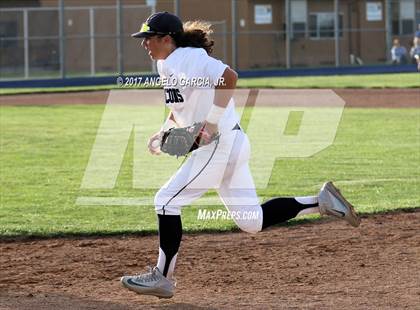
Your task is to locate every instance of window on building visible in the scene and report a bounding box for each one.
[401,0,415,34]
[291,0,307,38]
[392,0,415,35]
[309,13,343,39]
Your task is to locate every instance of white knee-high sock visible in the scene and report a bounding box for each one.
[296,196,320,216]
[157,248,178,281]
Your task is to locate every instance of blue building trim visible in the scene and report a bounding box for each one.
[0,74,158,89]
[0,65,416,88]
[237,64,418,78]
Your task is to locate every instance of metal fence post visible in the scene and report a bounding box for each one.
[385,0,392,62]
[58,0,66,78]
[151,3,157,73]
[334,0,340,67]
[174,0,180,17]
[23,9,29,79]
[223,21,227,63]
[231,0,237,70]
[116,0,124,75]
[89,7,95,76]
[285,0,291,69]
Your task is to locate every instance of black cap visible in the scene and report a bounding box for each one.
[131,12,183,38]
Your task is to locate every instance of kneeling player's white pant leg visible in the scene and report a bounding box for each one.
[154,155,207,215]
[217,132,263,234]
[218,166,263,234]
[154,186,207,215]
[155,140,233,215]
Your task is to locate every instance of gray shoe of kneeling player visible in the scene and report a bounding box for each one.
[121,266,175,298]
[318,181,361,227]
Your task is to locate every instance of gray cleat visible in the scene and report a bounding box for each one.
[318,181,361,227]
[121,267,175,299]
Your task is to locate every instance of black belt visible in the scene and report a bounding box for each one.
[232,123,241,131]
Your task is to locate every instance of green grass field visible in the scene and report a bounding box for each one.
[0,73,419,95]
[1,103,419,237]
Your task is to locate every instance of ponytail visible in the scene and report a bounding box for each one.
[172,21,214,55]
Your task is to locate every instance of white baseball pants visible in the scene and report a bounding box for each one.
[154,128,263,233]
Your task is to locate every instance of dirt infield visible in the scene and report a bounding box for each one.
[1,89,419,309]
[1,209,419,310]
[0,88,419,108]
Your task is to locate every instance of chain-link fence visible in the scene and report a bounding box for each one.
[0,1,227,80]
[0,0,419,81]
[1,3,154,79]
[233,0,419,70]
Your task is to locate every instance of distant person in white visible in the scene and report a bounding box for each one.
[120,12,361,299]
[391,38,408,65]
[410,29,420,71]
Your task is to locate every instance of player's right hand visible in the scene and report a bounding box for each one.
[148,131,163,155]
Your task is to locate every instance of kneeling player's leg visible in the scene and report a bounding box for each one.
[120,153,213,297]
[218,131,320,232]
[154,145,231,279]
[154,171,206,280]
[260,196,319,229]
[219,165,320,232]
[156,213,182,280]
[217,131,263,233]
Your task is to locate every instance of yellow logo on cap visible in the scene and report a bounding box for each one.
[140,23,150,32]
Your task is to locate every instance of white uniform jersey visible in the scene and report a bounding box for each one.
[154,47,263,234]
[157,47,239,133]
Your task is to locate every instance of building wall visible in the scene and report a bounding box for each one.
[242,0,284,69]
[176,0,233,66]
[1,0,419,76]
[355,0,387,64]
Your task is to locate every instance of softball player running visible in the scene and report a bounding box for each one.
[121,12,360,299]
